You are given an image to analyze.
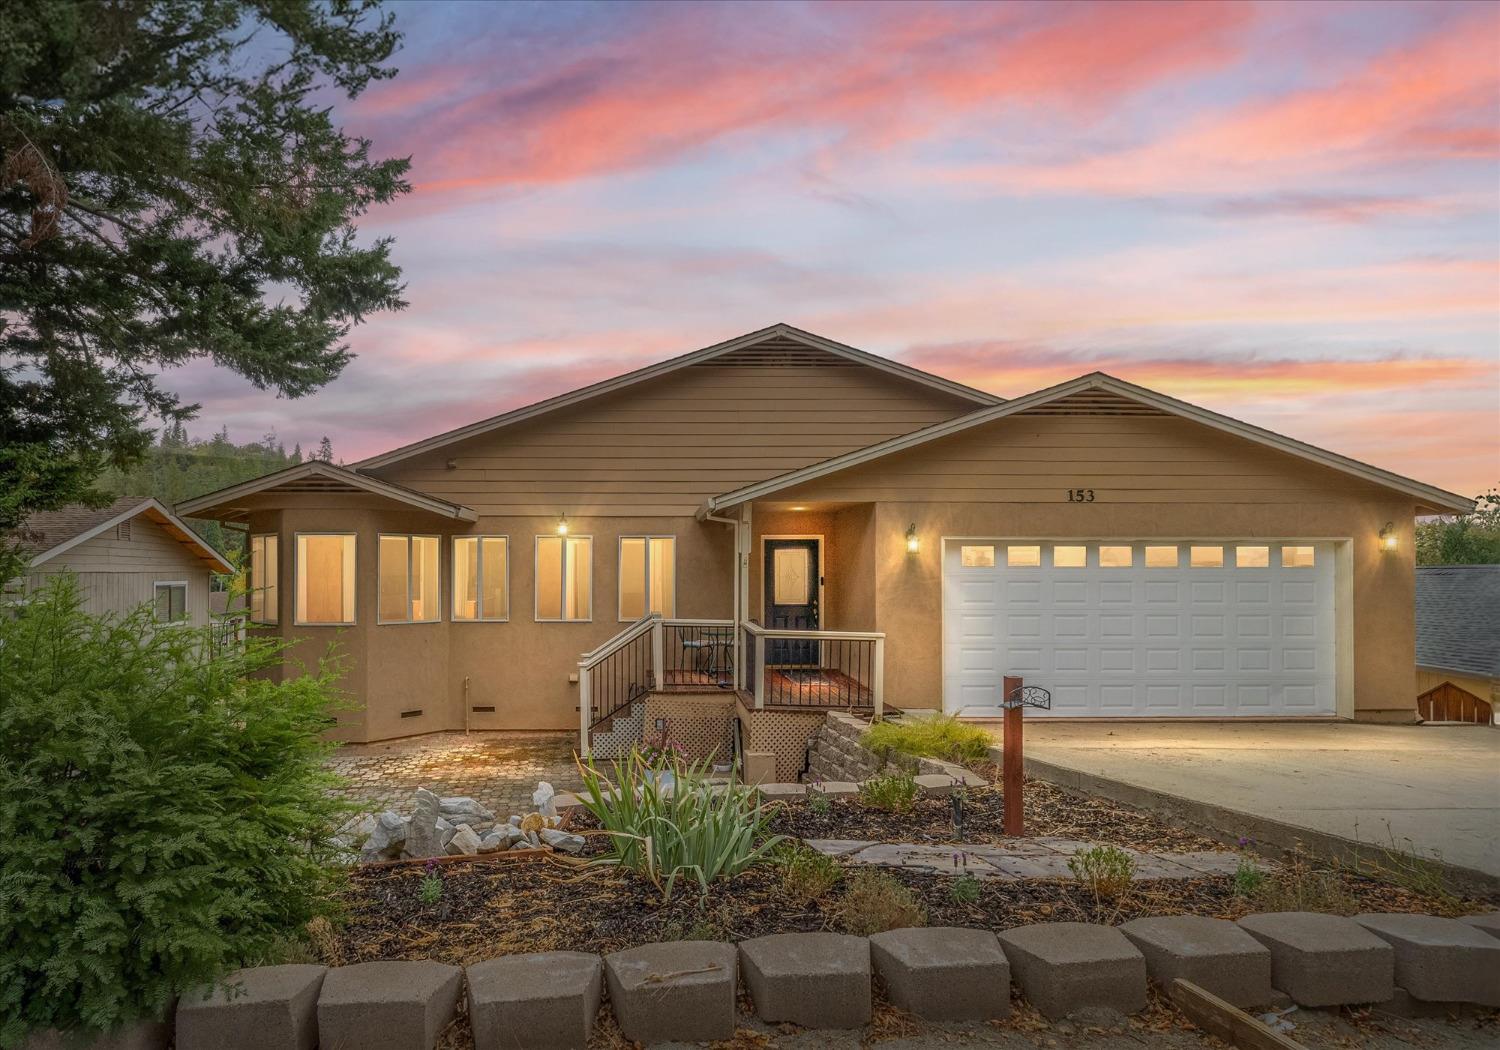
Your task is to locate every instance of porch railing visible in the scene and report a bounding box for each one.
[209,615,246,656]
[741,620,883,719]
[578,615,737,756]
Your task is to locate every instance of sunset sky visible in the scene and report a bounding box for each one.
[177,0,1498,496]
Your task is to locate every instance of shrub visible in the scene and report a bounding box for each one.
[806,787,832,815]
[0,578,350,1043]
[1249,859,1356,915]
[777,843,842,906]
[576,751,783,898]
[1232,857,1266,897]
[1068,845,1136,903]
[862,716,992,765]
[950,873,982,905]
[835,870,927,935]
[858,769,920,813]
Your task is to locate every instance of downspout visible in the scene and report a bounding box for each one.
[704,505,742,691]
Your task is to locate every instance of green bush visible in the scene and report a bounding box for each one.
[862,716,992,765]
[857,769,920,813]
[834,870,927,935]
[777,843,842,906]
[0,578,351,1044]
[1068,845,1136,903]
[576,751,783,898]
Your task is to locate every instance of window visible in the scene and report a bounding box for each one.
[295,533,356,624]
[1053,545,1086,568]
[249,534,278,624]
[1145,545,1178,568]
[536,535,592,621]
[960,545,995,567]
[1190,545,1224,568]
[454,536,508,621]
[772,546,810,605]
[1007,545,1041,567]
[1099,545,1133,568]
[1282,545,1316,568]
[619,536,676,620]
[153,582,187,623]
[1236,545,1269,568]
[378,535,439,623]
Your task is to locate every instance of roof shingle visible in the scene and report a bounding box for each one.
[1415,565,1500,679]
[13,497,153,559]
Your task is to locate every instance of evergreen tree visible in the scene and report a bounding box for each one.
[316,436,335,463]
[0,0,410,545]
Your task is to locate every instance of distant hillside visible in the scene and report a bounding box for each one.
[97,424,335,556]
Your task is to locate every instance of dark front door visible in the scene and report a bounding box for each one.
[764,538,819,665]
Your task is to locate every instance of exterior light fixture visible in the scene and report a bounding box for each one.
[905,523,920,553]
[1379,522,1397,551]
[556,514,569,536]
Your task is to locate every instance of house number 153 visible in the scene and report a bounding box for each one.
[1066,488,1095,502]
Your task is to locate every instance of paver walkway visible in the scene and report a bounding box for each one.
[804,838,1249,881]
[326,731,584,818]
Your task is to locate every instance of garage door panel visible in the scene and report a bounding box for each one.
[944,539,1337,718]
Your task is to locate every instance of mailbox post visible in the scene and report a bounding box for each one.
[1000,674,1051,837]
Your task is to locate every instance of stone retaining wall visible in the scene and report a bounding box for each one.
[808,711,979,785]
[34,911,1500,1049]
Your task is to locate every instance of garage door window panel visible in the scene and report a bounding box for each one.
[1190,545,1224,568]
[1099,545,1133,568]
[1145,545,1178,568]
[1282,546,1315,568]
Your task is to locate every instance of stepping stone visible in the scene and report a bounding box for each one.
[982,853,1074,880]
[1459,912,1500,940]
[1120,915,1273,1008]
[740,932,872,1028]
[757,783,805,800]
[177,964,325,1050]
[1125,853,1204,880]
[604,941,737,1045]
[317,960,462,1050]
[1170,851,1254,877]
[467,952,601,1049]
[995,922,1147,1020]
[1354,913,1500,1006]
[913,774,958,796]
[809,781,859,798]
[1236,912,1393,1007]
[869,927,1011,1021]
[844,843,999,876]
[802,838,874,857]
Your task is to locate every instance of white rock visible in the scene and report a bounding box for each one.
[540,828,585,854]
[532,782,557,818]
[446,824,482,855]
[508,815,522,827]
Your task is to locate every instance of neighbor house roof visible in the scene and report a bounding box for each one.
[702,372,1475,516]
[353,323,1003,472]
[177,460,479,523]
[18,496,235,573]
[1416,565,1500,679]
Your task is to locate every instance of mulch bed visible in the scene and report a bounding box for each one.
[767,776,1223,852]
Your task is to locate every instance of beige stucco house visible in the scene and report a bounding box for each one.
[179,324,1472,752]
[16,496,234,626]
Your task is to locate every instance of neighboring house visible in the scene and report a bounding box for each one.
[1415,565,1498,724]
[179,324,1472,754]
[14,497,234,627]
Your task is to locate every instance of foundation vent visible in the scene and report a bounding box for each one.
[471,705,496,713]
[399,708,423,719]
[1020,390,1168,417]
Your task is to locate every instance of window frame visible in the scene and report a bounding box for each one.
[617,535,677,622]
[293,532,358,627]
[248,533,279,625]
[377,533,442,625]
[452,534,510,623]
[534,534,594,623]
[152,580,188,624]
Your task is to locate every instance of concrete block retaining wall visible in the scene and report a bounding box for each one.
[807,711,978,786]
[31,911,1499,1050]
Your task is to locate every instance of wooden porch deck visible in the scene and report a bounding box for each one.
[659,667,873,707]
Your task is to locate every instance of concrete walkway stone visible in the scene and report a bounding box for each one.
[995,922,1147,1021]
[757,782,806,800]
[809,780,859,797]
[1236,912,1393,1007]
[1354,913,1500,1006]
[804,838,1244,883]
[1119,915,1272,1008]
[869,927,1011,1021]
[739,932,872,1029]
[603,940,737,1045]
[176,964,325,1050]
[467,952,601,1049]
[317,960,462,1050]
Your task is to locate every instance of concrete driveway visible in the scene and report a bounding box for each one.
[1004,722,1500,889]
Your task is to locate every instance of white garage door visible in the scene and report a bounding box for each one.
[942,540,1337,718]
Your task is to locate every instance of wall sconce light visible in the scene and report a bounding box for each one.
[1379,522,1397,552]
[905,523,920,553]
[556,514,569,536]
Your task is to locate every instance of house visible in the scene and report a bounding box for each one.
[178,324,1472,760]
[14,496,234,627]
[1415,565,1498,724]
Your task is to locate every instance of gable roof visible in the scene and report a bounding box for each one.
[703,372,1474,515]
[19,497,235,573]
[354,323,1002,472]
[1416,565,1500,679]
[177,460,479,523]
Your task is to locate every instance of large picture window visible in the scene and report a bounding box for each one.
[379,535,440,623]
[249,534,278,624]
[536,535,592,621]
[295,533,356,625]
[454,536,509,621]
[619,536,676,620]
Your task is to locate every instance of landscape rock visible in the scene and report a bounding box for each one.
[1120,915,1273,1009]
[176,964,325,1050]
[533,781,557,817]
[445,824,482,856]
[361,811,408,862]
[739,932,872,1028]
[869,927,1010,1021]
[479,826,522,853]
[604,941,737,1045]
[539,828,585,854]
[318,961,462,1050]
[335,813,377,849]
[467,952,602,1050]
